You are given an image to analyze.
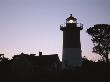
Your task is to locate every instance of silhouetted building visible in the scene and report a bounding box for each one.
[60,14,83,69]
[0,54,4,58]
[12,52,61,78]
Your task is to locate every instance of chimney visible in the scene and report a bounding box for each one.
[39,52,42,56]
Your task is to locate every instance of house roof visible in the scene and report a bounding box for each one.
[12,53,60,66]
[29,54,60,66]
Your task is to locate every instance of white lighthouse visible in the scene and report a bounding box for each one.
[60,14,83,69]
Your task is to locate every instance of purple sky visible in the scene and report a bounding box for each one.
[0,0,110,60]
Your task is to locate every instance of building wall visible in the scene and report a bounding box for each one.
[61,26,82,69]
[63,28,81,48]
[62,48,82,69]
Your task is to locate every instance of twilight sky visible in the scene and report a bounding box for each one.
[0,0,110,60]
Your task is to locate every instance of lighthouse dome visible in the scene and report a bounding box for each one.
[66,14,77,23]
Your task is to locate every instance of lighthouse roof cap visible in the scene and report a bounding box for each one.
[66,14,77,21]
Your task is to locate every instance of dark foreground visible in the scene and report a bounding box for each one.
[1,62,110,82]
[0,55,110,82]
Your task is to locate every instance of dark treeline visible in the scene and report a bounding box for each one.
[0,54,110,82]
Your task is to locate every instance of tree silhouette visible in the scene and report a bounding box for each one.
[0,54,11,82]
[87,24,110,63]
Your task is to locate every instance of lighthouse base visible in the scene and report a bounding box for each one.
[62,48,82,69]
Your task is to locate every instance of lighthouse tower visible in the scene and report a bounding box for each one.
[60,14,83,69]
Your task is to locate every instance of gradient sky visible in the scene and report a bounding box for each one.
[0,0,110,60]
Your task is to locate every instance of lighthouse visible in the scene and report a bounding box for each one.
[60,14,83,69]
